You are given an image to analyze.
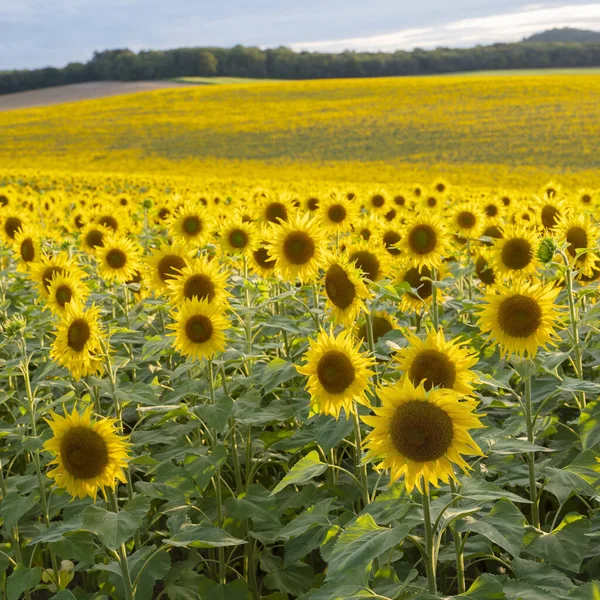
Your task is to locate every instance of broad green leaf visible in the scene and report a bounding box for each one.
[460,477,530,504]
[271,451,328,495]
[263,357,300,393]
[83,505,140,551]
[579,401,600,450]
[504,557,575,599]
[129,546,172,599]
[165,567,203,600]
[279,498,335,539]
[184,445,228,491]
[559,377,600,394]
[568,581,600,599]
[51,531,95,564]
[1,491,37,531]
[326,514,413,582]
[163,522,247,548]
[198,578,250,600]
[6,566,42,600]
[194,392,233,433]
[311,414,353,453]
[458,574,506,599]
[50,591,78,600]
[264,562,314,596]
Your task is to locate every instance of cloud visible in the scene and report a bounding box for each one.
[291,3,600,51]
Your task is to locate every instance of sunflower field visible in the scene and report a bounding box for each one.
[1,166,600,600]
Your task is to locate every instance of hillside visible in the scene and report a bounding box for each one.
[523,28,600,43]
[0,74,598,187]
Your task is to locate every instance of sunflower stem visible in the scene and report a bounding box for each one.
[523,376,540,528]
[430,268,439,331]
[109,491,135,600]
[422,485,438,595]
[449,479,466,594]
[352,404,370,510]
[364,311,380,390]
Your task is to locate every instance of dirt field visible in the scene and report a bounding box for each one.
[0,81,192,111]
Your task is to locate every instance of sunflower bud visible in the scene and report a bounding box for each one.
[537,238,556,264]
[143,198,153,209]
[3,314,26,337]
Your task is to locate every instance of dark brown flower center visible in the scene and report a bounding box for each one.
[86,229,105,249]
[265,202,288,224]
[384,209,397,222]
[566,226,587,259]
[158,255,186,282]
[158,207,171,220]
[409,225,436,255]
[307,198,319,211]
[501,238,532,271]
[183,274,215,301]
[4,216,22,240]
[394,196,406,207]
[106,249,127,269]
[581,194,591,204]
[67,318,91,352]
[408,349,457,390]
[484,204,498,217]
[403,266,432,299]
[371,195,385,208]
[541,205,560,229]
[228,229,248,249]
[383,231,401,256]
[20,238,35,262]
[74,215,84,229]
[349,250,380,281]
[316,350,355,394]
[358,315,394,343]
[436,183,446,193]
[253,247,274,270]
[55,285,73,307]
[60,426,109,479]
[502,196,511,207]
[43,267,64,292]
[183,215,202,236]
[359,228,371,241]
[185,315,213,343]
[475,256,495,285]
[390,401,454,462]
[427,197,436,207]
[283,231,315,265]
[98,216,118,231]
[325,264,355,309]
[498,294,542,338]
[457,211,476,229]
[482,225,502,246]
[0,195,8,207]
[328,204,347,223]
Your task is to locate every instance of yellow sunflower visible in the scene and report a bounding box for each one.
[218,219,257,256]
[81,223,112,253]
[317,193,357,233]
[375,224,403,260]
[1,209,26,244]
[96,235,142,283]
[145,242,193,294]
[533,193,568,232]
[92,207,130,235]
[12,223,42,269]
[574,189,595,211]
[168,297,228,360]
[248,242,277,279]
[396,264,447,313]
[43,406,130,499]
[352,214,383,243]
[396,329,478,396]
[168,201,214,246]
[366,189,389,215]
[355,311,399,345]
[30,253,83,300]
[46,272,90,316]
[474,253,497,287]
[51,303,105,380]
[449,201,486,242]
[554,213,600,277]
[362,379,484,493]
[322,253,371,326]
[400,212,450,271]
[345,239,389,283]
[296,328,375,419]
[477,280,562,358]
[490,224,540,280]
[257,192,295,225]
[167,256,230,306]
[266,211,326,283]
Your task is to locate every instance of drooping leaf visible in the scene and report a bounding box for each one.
[271,451,328,495]
[163,522,247,548]
[6,566,42,600]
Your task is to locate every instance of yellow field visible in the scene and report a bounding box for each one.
[1,74,599,187]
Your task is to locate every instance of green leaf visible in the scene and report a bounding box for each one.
[194,392,233,433]
[51,531,96,564]
[124,495,151,525]
[279,498,335,539]
[184,445,228,491]
[198,578,250,600]
[326,514,413,582]
[264,563,314,596]
[165,567,203,600]
[115,382,158,406]
[559,377,600,395]
[504,557,575,599]
[6,566,42,600]
[83,505,140,551]
[129,547,172,600]
[271,451,328,495]
[1,491,37,531]
[568,581,600,599]
[263,358,300,393]
[163,522,247,548]
[579,401,600,450]
[460,477,530,504]
[456,500,525,558]
[311,414,353,453]
[50,591,78,600]
[458,574,506,599]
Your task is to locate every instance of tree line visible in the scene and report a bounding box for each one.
[2,42,600,95]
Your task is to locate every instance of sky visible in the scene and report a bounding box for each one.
[1,1,599,70]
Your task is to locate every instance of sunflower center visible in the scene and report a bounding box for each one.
[43,267,64,292]
[316,350,355,394]
[383,231,401,256]
[158,208,171,220]
[183,216,202,235]
[5,216,22,239]
[457,212,476,229]
[582,194,591,204]
[384,209,396,222]
[359,228,371,241]
[98,216,118,231]
[20,238,35,262]
[307,198,319,211]
[409,225,436,255]
[56,285,73,307]
[265,202,288,223]
[185,315,213,344]
[67,318,91,352]
[566,226,587,258]
[498,295,542,338]
[328,204,346,223]
[158,255,186,282]
[371,316,393,342]
[106,249,127,269]
[349,250,380,281]
[541,205,559,229]
[394,196,406,207]
[502,197,511,206]
[253,247,274,270]
[408,349,457,390]
[60,426,109,480]
[371,195,385,208]
[86,229,105,249]
[74,215,84,229]
[183,274,215,301]
[484,204,498,217]
[0,195,7,206]
[501,238,532,271]
[229,229,248,249]
[283,231,315,265]
[475,256,495,285]
[482,225,502,246]
[404,267,432,299]
[325,264,355,309]
[126,271,142,285]
[390,401,454,462]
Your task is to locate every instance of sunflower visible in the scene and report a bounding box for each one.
[345,239,389,282]
[400,212,450,271]
[304,196,320,212]
[317,193,357,233]
[362,378,484,493]
[449,201,485,241]
[432,179,450,196]
[168,201,214,246]
[574,189,595,211]
[46,272,90,316]
[474,254,497,286]
[266,211,325,283]
[30,253,83,299]
[355,311,399,345]
[366,189,388,214]
[477,280,562,358]
[554,213,600,277]
[168,297,228,360]
[296,328,375,419]
[491,224,540,280]
[81,223,112,253]
[92,207,130,235]
[533,193,567,232]
[96,235,142,283]
[43,406,130,499]
[249,242,277,279]
[481,197,504,221]
[12,224,42,269]
[480,223,503,247]
[397,265,437,312]
[352,214,383,243]
[396,329,478,396]
[51,303,105,380]
[219,219,257,256]
[577,260,600,285]
[1,209,26,244]
[322,253,370,326]
[257,192,295,225]
[145,242,193,294]
[376,225,403,260]
[167,256,230,306]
